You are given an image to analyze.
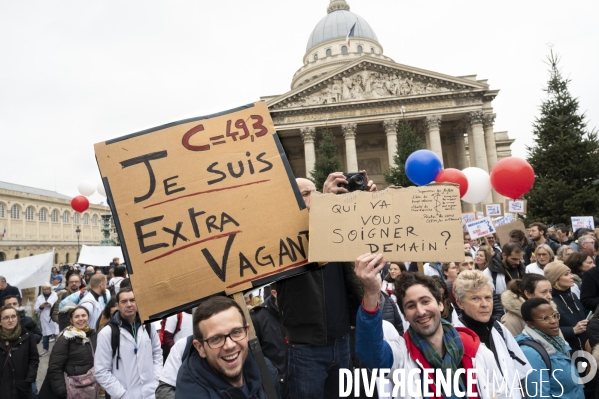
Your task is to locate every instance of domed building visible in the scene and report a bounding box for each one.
[263,0,513,202]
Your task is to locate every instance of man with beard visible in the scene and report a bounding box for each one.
[523,223,561,265]
[176,296,280,399]
[95,287,162,399]
[79,273,110,329]
[51,272,84,330]
[354,253,500,398]
[483,242,527,296]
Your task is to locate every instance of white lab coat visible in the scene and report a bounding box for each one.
[79,291,110,330]
[94,320,163,399]
[453,319,532,399]
[483,268,508,295]
[380,320,502,399]
[35,292,59,336]
[159,335,190,386]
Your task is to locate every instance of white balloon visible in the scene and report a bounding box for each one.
[461,167,492,204]
[78,180,96,197]
[97,183,106,197]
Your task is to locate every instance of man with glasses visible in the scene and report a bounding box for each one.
[176,296,280,399]
[579,235,596,257]
[94,287,163,399]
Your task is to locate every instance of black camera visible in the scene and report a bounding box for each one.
[338,172,368,192]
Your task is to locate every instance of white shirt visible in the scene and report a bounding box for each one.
[525,262,544,275]
[164,312,193,343]
[159,335,190,386]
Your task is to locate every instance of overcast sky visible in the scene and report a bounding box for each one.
[1,0,597,204]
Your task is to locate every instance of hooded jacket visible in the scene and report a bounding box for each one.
[516,328,583,399]
[175,347,280,399]
[0,328,39,399]
[94,310,162,399]
[500,290,561,337]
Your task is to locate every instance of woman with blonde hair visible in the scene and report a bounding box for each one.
[556,245,574,263]
[525,244,554,275]
[474,246,493,271]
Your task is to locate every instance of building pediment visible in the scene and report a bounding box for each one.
[267,57,491,111]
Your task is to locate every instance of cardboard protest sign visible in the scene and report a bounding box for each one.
[496,220,526,247]
[572,216,595,232]
[506,199,527,214]
[308,184,463,262]
[485,203,504,217]
[466,216,496,240]
[94,101,308,321]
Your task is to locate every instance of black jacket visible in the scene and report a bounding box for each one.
[175,347,280,399]
[276,262,363,345]
[523,237,561,266]
[46,329,97,398]
[0,284,22,307]
[378,291,403,335]
[17,309,42,344]
[0,328,39,399]
[580,266,599,312]
[250,295,287,391]
[552,286,589,354]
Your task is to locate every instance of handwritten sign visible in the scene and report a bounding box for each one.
[94,101,308,321]
[506,199,527,214]
[462,212,476,232]
[308,184,463,262]
[485,203,503,217]
[466,217,497,240]
[572,216,595,232]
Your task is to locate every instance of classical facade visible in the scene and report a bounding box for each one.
[0,181,111,264]
[263,0,513,203]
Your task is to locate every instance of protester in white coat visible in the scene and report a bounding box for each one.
[94,287,162,399]
[79,274,110,330]
[453,270,532,399]
[354,253,502,399]
[35,283,59,356]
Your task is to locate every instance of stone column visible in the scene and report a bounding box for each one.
[300,127,316,177]
[483,113,502,203]
[383,119,399,167]
[467,111,489,173]
[483,113,498,171]
[451,127,468,170]
[342,123,358,172]
[425,115,443,166]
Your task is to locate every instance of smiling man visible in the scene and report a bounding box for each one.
[176,296,280,399]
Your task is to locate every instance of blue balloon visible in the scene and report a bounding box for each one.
[405,150,443,186]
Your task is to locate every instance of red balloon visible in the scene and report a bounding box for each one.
[490,157,535,200]
[434,168,469,198]
[71,195,90,213]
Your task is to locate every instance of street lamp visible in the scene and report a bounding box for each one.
[76,226,81,261]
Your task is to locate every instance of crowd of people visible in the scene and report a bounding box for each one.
[2,172,599,399]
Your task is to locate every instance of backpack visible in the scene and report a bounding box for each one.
[107,322,153,369]
[518,340,552,376]
[158,313,183,346]
[107,277,124,297]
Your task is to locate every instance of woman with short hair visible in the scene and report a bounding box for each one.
[525,244,554,275]
[500,273,558,336]
[516,298,584,399]
[0,305,39,399]
[556,245,574,263]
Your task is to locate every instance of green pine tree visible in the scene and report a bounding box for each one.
[384,121,423,187]
[310,128,343,190]
[525,51,599,224]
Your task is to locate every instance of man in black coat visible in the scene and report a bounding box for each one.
[0,276,22,306]
[3,296,42,344]
[523,222,561,265]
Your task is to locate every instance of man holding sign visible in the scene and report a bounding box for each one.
[277,172,373,399]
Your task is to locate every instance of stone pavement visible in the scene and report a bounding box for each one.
[36,339,54,388]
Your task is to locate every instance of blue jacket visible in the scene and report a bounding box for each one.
[515,331,583,399]
[175,347,280,399]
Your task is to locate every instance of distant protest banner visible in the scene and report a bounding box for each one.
[572,216,594,232]
[506,199,527,214]
[308,184,463,262]
[484,203,503,217]
[0,250,54,289]
[94,101,308,321]
[466,216,497,240]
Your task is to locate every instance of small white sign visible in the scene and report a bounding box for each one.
[485,204,503,217]
[466,217,497,240]
[507,200,525,213]
[572,216,595,232]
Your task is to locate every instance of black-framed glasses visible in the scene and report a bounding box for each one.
[201,326,248,349]
[535,313,560,322]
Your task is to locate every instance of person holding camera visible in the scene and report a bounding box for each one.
[277,171,374,399]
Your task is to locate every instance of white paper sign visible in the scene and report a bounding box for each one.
[485,204,503,217]
[462,212,476,232]
[494,213,514,227]
[572,216,595,232]
[507,200,525,213]
[466,217,497,240]
[0,250,55,289]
